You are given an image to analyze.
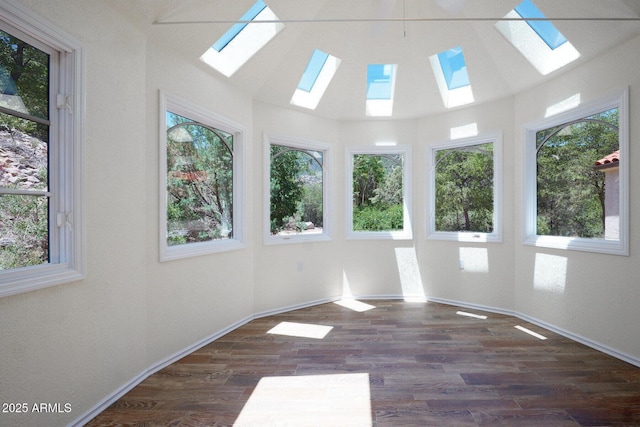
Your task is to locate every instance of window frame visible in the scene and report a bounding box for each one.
[346,145,412,240]
[523,89,629,256]
[264,133,332,245]
[159,91,246,261]
[0,1,85,298]
[428,132,503,243]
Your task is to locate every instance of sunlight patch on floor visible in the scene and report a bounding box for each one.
[456,310,488,320]
[267,321,333,339]
[234,373,372,426]
[515,325,547,340]
[335,298,376,312]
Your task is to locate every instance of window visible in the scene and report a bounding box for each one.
[495,0,579,75]
[290,49,341,110]
[159,92,245,261]
[200,0,284,77]
[430,46,474,109]
[265,134,330,244]
[0,2,84,298]
[346,145,412,240]
[429,133,502,242]
[524,89,628,255]
[366,64,396,117]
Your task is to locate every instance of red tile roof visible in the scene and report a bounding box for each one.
[594,150,619,170]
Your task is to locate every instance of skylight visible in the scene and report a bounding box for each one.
[514,0,567,50]
[495,0,580,75]
[430,46,474,109]
[200,0,284,77]
[437,46,470,90]
[290,49,341,110]
[366,64,396,117]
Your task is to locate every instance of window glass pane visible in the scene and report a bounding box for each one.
[297,49,329,92]
[352,154,403,232]
[0,194,48,269]
[0,111,48,190]
[366,64,395,100]
[437,46,470,90]
[212,0,267,52]
[270,144,323,235]
[536,108,619,239]
[0,29,49,120]
[435,142,493,233]
[166,111,233,246]
[514,0,567,50]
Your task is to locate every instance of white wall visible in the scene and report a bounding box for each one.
[252,102,344,312]
[417,98,517,309]
[0,2,150,427]
[0,1,639,426]
[0,1,257,427]
[512,34,640,360]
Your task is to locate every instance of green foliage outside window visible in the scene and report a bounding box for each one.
[434,143,493,233]
[166,112,233,246]
[270,145,323,235]
[352,154,403,231]
[0,29,50,270]
[536,108,618,238]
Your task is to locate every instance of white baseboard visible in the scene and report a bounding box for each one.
[69,297,335,427]
[426,296,640,368]
[69,295,639,426]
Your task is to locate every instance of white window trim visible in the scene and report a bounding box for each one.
[523,88,629,256]
[0,0,85,298]
[428,132,503,243]
[346,145,413,240]
[264,134,332,245]
[159,91,246,261]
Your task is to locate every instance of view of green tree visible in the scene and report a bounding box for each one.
[166,112,233,245]
[352,154,403,231]
[0,29,50,270]
[434,143,493,233]
[270,145,323,234]
[536,108,618,238]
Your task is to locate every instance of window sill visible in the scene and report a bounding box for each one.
[428,231,502,243]
[523,235,628,256]
[0,263,84,298]
[160,239,246,262]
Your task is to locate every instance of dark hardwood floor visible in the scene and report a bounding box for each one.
[86,300,640,426]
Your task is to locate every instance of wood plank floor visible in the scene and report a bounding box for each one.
[86,300,640,426]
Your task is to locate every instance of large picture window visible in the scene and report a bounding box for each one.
[0,3,84,297]
[524,90,628,255]
[159,92,245,261]
[429,133,502,242]
[346,145,412,240]
[265,134,330,244]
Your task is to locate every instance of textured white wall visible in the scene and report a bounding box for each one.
[0,2,257,427]
[512,34,640,360]
[0,1,150,426]
[416,98,517,309]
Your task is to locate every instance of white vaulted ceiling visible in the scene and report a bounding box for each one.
[107,0,640,120]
